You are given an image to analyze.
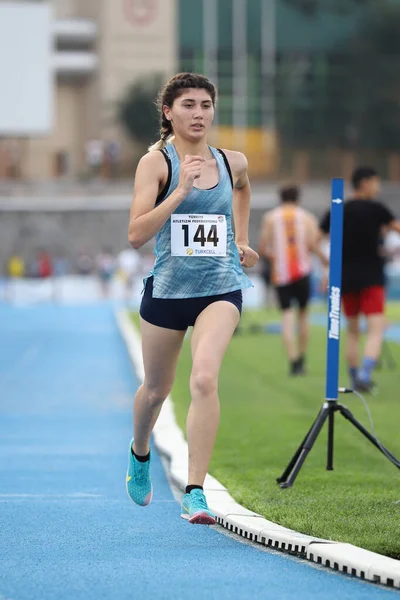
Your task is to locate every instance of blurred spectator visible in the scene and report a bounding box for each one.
[117,246,142,303]
[76,251,94,276]
[53,253,70,277]
[55,150,70,178]
[141,251,155,276]
[105,140,121,179]
[5,140,21,179]
[7,253,25,278]
[26,257,39,278]
[96,247,116,298]
[37,250,53,279]
[85,138,104,178]
[6,253,24,303]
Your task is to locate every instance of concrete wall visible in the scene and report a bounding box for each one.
[0,210,130,270]
[1,180,400,272]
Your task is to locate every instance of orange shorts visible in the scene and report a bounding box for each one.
[342,286,385,318]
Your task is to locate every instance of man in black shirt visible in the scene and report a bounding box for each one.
[320,167,400,391]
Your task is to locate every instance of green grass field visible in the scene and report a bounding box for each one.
[131,305,400,558]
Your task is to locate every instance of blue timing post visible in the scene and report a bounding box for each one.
[325,178,344,401]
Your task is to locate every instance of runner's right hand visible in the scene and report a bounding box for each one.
[177,155,205,197]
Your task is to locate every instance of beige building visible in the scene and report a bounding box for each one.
[0,0,178,180]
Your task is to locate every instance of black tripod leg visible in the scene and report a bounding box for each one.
[278,405,330,488]
[338,404,400,469]
[327,403,335,471]
[277,407,324,484]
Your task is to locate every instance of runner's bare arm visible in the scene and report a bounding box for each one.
[307,214,329,267]
[223,149,259,268]
[128,153,204,248]
[388,219,400,235]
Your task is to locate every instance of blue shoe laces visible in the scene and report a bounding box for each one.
[190,489,208,510]
[133,458,149,481]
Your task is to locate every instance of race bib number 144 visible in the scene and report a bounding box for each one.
[170,214,227,257]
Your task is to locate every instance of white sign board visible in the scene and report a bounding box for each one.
[0,2,53,136]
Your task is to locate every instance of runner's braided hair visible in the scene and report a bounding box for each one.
[148,73,217,152]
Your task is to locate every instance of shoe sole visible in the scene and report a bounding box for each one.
[181,512,216,525]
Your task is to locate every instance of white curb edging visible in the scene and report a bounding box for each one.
[116,310,400,590]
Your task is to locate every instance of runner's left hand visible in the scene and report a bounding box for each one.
[236,244,259,268]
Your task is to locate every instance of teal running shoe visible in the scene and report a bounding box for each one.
[126,438,153,506]
[181,489,216,525]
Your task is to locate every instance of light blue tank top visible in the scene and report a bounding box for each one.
[148,143,253,299]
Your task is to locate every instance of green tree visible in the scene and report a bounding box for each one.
[283,0,374,16]
[118,74,163,149]
[279,2,400,151]
[321,3,400,150]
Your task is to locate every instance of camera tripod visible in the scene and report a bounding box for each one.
[277,390,400,489]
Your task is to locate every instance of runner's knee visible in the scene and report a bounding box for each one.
[347,318,359,336]
[190,369,217,397]
[144,383,172,408]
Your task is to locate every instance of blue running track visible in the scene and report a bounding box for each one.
[0,304,398,600]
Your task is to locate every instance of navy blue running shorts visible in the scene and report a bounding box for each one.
[140,276,243,330]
